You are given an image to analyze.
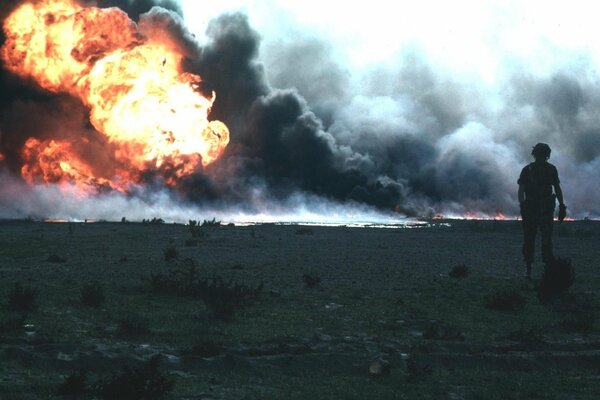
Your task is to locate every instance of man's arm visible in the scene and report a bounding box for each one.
[554,183,564,205]
[518,184,526,204]
[555,183,567,221]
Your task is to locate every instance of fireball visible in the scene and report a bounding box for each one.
[1,0,230,192]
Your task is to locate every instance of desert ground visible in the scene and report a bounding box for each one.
[0,218,599,399]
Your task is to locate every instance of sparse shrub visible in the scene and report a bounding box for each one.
[97,355,174,400]
[201,218,221,227]
[184,239,198,247]
[80,282,105,308]
[188,220,205,238]
[57,371,87,397]
[47,254,67,263]
[142,218,164,224]
[7,283,38,312]
[189,340,224,357]
[406,357,433,383]
[200,276,263,321]
[422,321,465,341]
[117,314,149,337]
[295,227,313,235]
[163,245,178,261]
[149,259,200,296]
[539,257,574,302]
[562,312,596,334]
[501,325,544,345]
[146,260,262,320]
[302,272,321,288]
[0,313,25,334]
[485,289,525,311]
[449,264,469,278]
[37,317,65,344]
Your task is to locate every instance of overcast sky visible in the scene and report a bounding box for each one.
[182,0,600,83]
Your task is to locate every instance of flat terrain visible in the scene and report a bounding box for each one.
[1,219,600,399]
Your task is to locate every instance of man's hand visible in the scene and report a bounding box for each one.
[558,204,567,222]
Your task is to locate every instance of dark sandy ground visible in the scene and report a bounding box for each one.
[0,219,599,399]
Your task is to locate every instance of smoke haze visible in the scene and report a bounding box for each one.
[1,0,599,221]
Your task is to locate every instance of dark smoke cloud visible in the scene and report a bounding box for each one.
[95,0,182,18]
[263,37,351,128]
[193,14,409,212]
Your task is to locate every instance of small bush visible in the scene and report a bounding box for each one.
[501,325,544,344]
[117,314,149,337]
[302,272,321,288]
[201,218,221,227]
[80,282,105,308]
[422,321,465,341]
[562,312,596,334]
[539,257,574,302]
[189,340,224,357]
[0,313,25,334]
[184,239,198,247]
[97,355,174,400]
[163,245,178,261]
[448,264,469,278]
[149,259,200,296]
[201,276,263,321]
[7,283,38,312]
[142,218,164,224]
[406,357,433,383]
[188,220,205,238]
[57,371,87,397]
[146,261,262,320]
[485,289,525,311]
[47,254,67,263]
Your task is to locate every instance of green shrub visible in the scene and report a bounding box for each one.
[117,314,149,337]
[57,371,86,397]
[163,245,178,261]
[7,283,38,312]
[485,289,525,311]
[80,282,105,308]
[539,257,574,302]
[448,264,469,278]
[302,272,321,288]
[97,356,174,400]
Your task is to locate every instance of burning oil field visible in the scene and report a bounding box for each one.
[0,0,598,222]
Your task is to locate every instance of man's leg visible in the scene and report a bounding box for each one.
[540,211,555,264]
[522,215,537,279]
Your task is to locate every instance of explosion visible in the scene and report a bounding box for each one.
[1,0,230,192]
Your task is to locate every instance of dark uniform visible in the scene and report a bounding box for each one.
[518,161,560,265]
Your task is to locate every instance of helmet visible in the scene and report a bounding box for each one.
[531,143,551,159]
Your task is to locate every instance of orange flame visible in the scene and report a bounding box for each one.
[21,137,116,190]
[2,0,229,191]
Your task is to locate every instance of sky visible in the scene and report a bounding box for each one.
[1,0,600,221]
[182,0,600,81]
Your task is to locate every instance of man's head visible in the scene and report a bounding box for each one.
[531,143,551,161]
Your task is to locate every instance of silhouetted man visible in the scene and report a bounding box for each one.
[518,143,566,279]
